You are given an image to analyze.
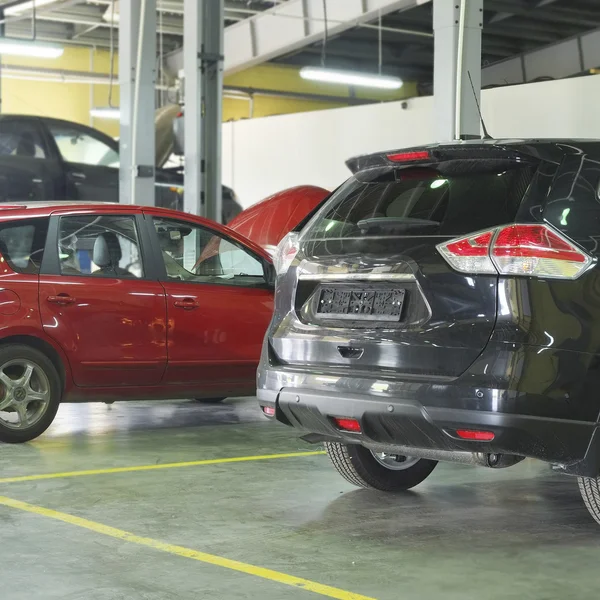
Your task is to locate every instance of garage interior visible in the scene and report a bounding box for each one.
[1,1,600,600]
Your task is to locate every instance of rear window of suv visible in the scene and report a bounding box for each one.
[304,161,535,239]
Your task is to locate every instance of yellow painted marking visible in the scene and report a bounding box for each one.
[0,451,326,484]
[0,496,375,600]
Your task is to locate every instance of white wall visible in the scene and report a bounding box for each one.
[223,75,600,208]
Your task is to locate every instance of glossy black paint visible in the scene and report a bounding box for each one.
[0,115,242,222]
[259,140,600,477]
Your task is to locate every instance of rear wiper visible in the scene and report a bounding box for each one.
[357,217,440,234]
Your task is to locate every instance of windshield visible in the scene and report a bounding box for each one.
[303,161,535,240]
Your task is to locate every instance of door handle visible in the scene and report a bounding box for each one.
[47,294,76,306]
[69,172,86,181]
[173,298,199,310]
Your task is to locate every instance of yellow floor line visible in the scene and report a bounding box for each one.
[0,451,326,484]
[0,495,375,600]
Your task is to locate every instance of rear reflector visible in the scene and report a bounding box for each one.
[456,429,495,441]
[387,150,430,163]
[262,406,275,417]
[437,223,593,280]
[332,417,362,433]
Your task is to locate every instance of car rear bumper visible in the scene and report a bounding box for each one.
[257,343,600,477]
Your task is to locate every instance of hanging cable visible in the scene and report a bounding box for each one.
[321,0,328,67]
[107,0,116,108]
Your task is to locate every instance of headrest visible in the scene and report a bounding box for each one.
[93,232,122,268]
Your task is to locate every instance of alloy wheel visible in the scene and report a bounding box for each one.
[0,359,51,430]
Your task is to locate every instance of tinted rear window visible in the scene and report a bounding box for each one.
[0,217,49,274]
[304,162,535,239]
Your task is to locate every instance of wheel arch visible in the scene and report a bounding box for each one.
[0,334,69,392]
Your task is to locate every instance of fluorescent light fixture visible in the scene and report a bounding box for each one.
[300,67,402,90]
[0,39,63,59]
[4,0,59,16]
[90,107,120,120]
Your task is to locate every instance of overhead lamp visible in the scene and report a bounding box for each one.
[300,66,403,90]
[4,0,59,16]
[0,39,63,59]
[90,107,120,120]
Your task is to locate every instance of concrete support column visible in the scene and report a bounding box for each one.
[184,0,224,221]
[433,0,483,141]
[119,0,157,205]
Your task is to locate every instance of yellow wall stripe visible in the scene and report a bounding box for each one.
[0,451,326,485]
[0,495,376,600]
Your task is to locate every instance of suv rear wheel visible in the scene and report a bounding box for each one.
[0,345,61,443]
[578,476,600,525]
[325,442,437,491]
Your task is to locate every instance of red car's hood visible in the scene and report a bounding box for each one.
[227,185,329,254]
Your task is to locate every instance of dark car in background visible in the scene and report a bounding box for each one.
[259,139,600,526]
[0,115,242,224]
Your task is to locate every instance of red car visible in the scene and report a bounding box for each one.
[0,202,276,443]
[227,186,329,254]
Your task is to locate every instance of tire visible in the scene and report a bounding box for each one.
[325,442,437,492]
[194,397,226,404]
[0,344,62,444]
[578,476,600,525]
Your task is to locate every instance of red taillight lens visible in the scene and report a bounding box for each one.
[437,228,496,274]
[456,429,495,441]
[332,417,361,433]
[491,224,590,278]
[262,406,275,417]
[387,150,430,162]
[437,223,593,280]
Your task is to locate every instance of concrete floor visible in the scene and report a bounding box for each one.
[1,398,600,600]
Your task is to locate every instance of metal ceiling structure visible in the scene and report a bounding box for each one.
[0,0,599,88]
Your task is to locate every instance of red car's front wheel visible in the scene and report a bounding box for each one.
[0,345,61,443]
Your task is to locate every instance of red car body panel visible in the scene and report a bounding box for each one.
[39,275,168,387]
[227,185,329,253]
[0,202,278,403]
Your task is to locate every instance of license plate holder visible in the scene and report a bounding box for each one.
[316,287,405,321]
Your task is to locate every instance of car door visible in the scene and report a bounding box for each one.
[44,120,119,202]
[145,211,273,392]
[38,209,167,388]
[0,117,65,202]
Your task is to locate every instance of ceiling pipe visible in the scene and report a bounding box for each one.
[0,63,374,106]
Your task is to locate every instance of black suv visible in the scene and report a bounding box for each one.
[258,140,600,526]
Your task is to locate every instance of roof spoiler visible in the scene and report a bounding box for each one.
[345,142,554,175]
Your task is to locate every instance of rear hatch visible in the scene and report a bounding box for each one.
[270,144,547,379]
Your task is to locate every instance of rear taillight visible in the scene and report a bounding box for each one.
[437,224,593,280]
[273,232,299,276]
[437,229,497,275]
[387,150,430,162]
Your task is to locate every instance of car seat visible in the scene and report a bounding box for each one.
[92,232,132,278]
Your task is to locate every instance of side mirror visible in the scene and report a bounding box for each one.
[263,262,277,288]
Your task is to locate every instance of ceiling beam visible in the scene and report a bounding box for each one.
[223,0,432,74]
